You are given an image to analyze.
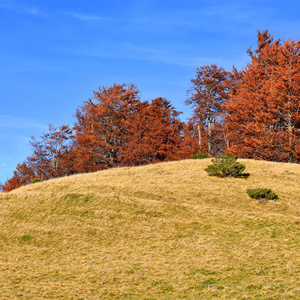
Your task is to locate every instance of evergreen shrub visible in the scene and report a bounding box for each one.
[247,188,278,200]
[191,151,209,159]
[204,153,247,178]
[31,178,43,184]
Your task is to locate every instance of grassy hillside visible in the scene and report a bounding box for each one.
[0,159,300,299]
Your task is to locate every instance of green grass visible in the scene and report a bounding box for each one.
[0,159,300,299]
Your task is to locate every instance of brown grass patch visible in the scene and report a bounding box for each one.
[0,159,300,299]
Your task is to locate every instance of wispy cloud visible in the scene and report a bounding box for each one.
[66,11,147,24]
[7,66,63,74]
[67,42,234,69]
[66,12,121,22]
[0,0,46,17]
[0,115,47,130]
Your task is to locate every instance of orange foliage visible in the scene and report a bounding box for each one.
[121,97,194,165]
[27,124,76,179]
[225,30,300,162]
[186,64,232,155]
[73,83,141,172]
[1,162,35,192]
[74,84,193,172]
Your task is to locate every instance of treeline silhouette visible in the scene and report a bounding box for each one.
[2,30,300,192]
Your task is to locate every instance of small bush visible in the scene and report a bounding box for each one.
[247,188,278,200]
[31,178,43,184]
[191,151,209,159]
[204,153,247,178]
[19,234,33,242]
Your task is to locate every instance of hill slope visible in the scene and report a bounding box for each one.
[0,159,300,299]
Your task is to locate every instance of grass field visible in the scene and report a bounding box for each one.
[0,158,300,299]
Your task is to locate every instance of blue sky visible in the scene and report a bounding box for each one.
[1,0,300,184]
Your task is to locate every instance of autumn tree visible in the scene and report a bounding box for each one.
[1,162,36,192]
[225,30,300,162]
[121,97,191,165]
[27,124,75,179]
[73,83,141,172]
[186,64,232,155]
[225,30,281,160]
[270,39,300,162]
[1,125,74,192]
[178,120,200,159]
[74,84,193,171]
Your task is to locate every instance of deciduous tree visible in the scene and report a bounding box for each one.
[225,30,300,162]
[1,162,36,192]
[74,84,192,170]
[121,97,190,165]
[186,64,232,155]
[73,83,141,172]
[27,124,75,179]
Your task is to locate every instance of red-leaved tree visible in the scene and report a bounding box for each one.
[225,30,300,162]
[74,84,193,171]
[1,162,36,192]
[73,83,141,172]
[27,124,75,179]
[186,64,232,155]
[121,97,191,165]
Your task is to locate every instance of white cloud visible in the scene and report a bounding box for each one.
[0,1,46,17]
[66,12,119,22]
[7,65,63,73]
[66,12,147,24]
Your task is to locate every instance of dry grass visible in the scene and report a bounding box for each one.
[0,158,300,299]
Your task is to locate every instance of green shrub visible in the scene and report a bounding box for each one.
[191,151,209,159]
[204,153,247,178]
[19,234,33,243]
[31,178,43,184]
[247,188,278,200]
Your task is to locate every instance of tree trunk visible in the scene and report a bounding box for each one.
[197,124,202,148]
[223,131,229,148]
[208,118,212,155]
[288,114,293,163]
